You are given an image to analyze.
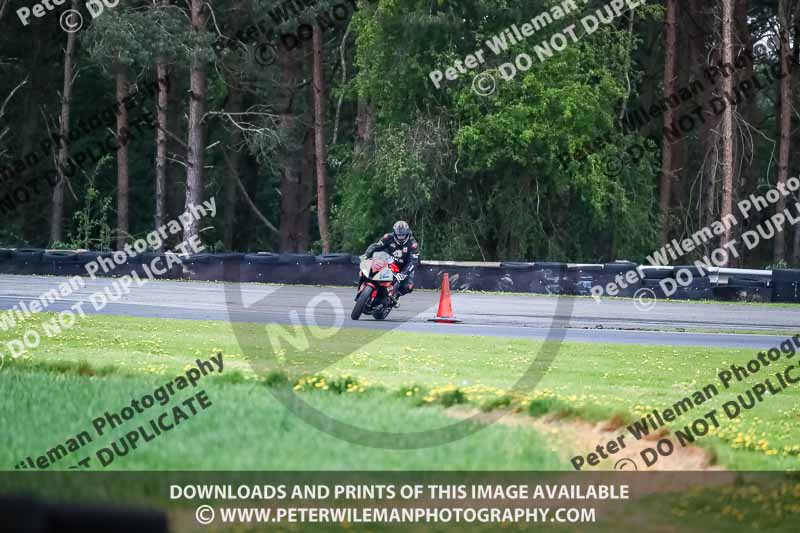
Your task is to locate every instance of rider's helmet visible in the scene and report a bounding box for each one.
[392,220,411,245]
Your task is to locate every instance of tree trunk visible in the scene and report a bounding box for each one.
[690,2,720,255]
[278,38,314,252]
[166,61,184,240]
[667,3,692,233]
[115,64,130,251]
[718,0,735,260]
[729,0,753,267]
[791,5,800,266]
[154,63,169,251]
[220,0,250,250]
[183,0,209,246]
[298,131,315,252]
[354,97,374,157]
[14,22,46,243]
[49,0,79,245]
[312,23,331,253]
[774,0,792,264]
[222,87,242,250]
[794,207,800,266]
[659,0,678,245]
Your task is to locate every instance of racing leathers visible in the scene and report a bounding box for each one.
[364,233,420,295]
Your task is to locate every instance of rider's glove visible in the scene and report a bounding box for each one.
[359,254,368,261]
[396,272,407,281]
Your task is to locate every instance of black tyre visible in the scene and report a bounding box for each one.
[373,306,392,320]
[500,261,534,270]
[43,251,79,263]
[640,267,674,279]
[316,253,354,264]
[351,285,373,320]
[244,252,280,264]
[278,253,315,265]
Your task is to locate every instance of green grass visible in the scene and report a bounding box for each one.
[0,366,561,470]
[637,327,800,336]
[1,312,799,470]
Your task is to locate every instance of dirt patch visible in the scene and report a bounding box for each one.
[448,407,726,472]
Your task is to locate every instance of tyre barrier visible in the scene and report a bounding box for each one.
[42,250,84,276]
[639,266,675,279]
[566,265,603,296]
[600,262,643,297]
[12,248,44,262]
[772,269,800,303]
[499,261,535,270]
[603,261,638,273]
[10,248,45,274]
[532,262,563,270]
[714,282,772,303]
[42,250,78,262]
[317,253,356,265]
[278,253,316,265]
[0,250,797,303]
[244,252,280,264]
[0,249,14,274]
[135,254,181,279]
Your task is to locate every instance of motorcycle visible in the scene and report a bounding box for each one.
[351,251,401,320]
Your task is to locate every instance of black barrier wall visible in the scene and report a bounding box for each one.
[0,250,797,303]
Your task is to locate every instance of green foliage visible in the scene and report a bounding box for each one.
[332,117,453,253]
[436,388,466,408]
[3,0,784,267]
[395,384,429,406]
[335,0,660,261]
[480,395,513,412]
[263,370,291,388]
[66,156,114,251]
[528,397,574,418]
[213,369,248,384]
[325,375,362,394]
[82,4,189,70]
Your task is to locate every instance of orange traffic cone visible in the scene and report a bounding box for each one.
[428,273,461,323]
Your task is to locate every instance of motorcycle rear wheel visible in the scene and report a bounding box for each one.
[351,285,373,320]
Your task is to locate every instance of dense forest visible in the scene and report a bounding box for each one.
[0,0,797,267]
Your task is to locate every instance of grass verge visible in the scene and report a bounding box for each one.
[1,312,799,469]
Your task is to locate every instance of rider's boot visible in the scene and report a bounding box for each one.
[389,283,401,308]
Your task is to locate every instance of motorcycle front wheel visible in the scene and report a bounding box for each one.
[351,285,373,320]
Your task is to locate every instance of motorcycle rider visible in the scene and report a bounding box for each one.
[361,221,420,304]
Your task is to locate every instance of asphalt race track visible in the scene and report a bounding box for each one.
[0,274,796,349]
